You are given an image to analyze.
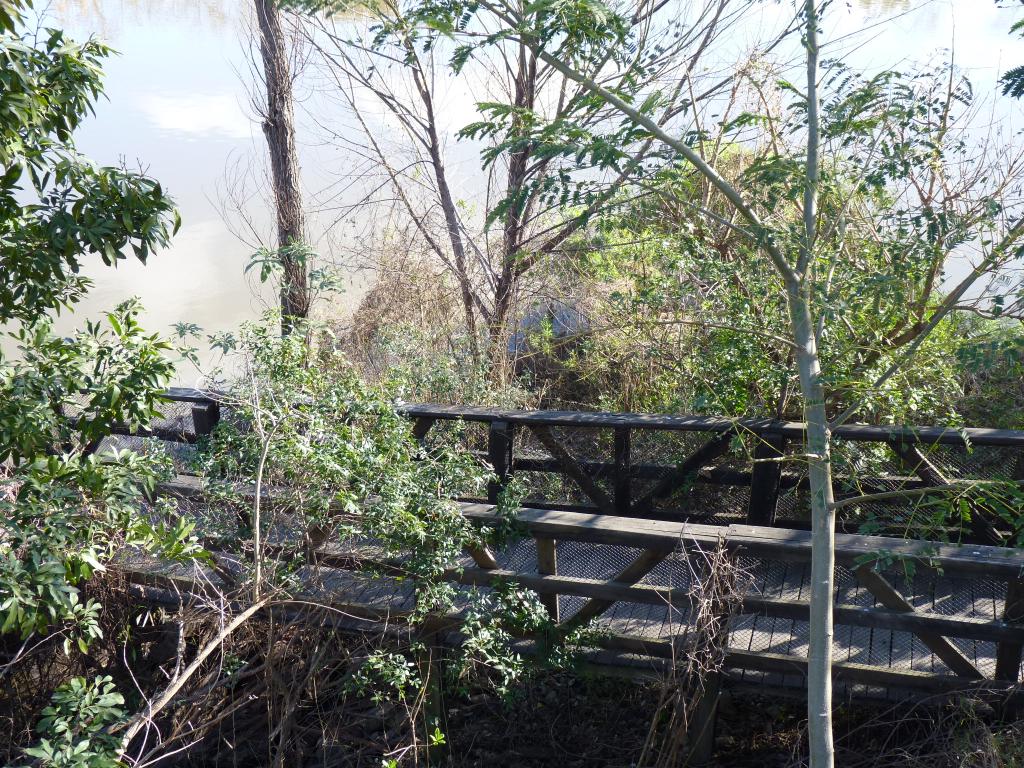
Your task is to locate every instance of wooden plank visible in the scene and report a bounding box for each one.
[631,432,733,515]
[399,403,1024,447]
[460,503,722,550]
[724,649,1023,694]
[726,524,1024,580]
[535,538,560,621]
[747,431,786,526]
[530,424,614,515]
[565,549,669,629]
[854,566,983,679]
[156,389,1024,447]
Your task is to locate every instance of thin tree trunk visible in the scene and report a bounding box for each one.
[409,53,481,361]
[791,287,835,768]
[489,41,538,371]
[256,0,309,334]
[798,3,834,766]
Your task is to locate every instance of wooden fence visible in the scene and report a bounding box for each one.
[111,389,1024,701]
[152,387,1024,538]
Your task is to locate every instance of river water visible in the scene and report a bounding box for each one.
[17,0,1024,383]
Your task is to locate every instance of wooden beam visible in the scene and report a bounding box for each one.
[399,403,1024,448]
[996,579,1024,682]
[744,595,1024,642]
[530,424,615,515]
[535,538,559,621]
[726,523,1024,580]
[746,431,786,526]
[724,649,1021,694]
[461,503,724,550]
[632,432,734,515]
[854,566,983,679]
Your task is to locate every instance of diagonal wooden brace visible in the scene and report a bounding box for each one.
[564,547,672,630]
[632,432,734,515]
[465,544,499,570]
[855,565,983,679]
[531,424,615,515]
[890,441,1001,545]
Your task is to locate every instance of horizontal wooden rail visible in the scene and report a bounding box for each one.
[160,387,1024,448]
[143,390,1024,542]
[401,402,1024,448]
[459,502,725,550]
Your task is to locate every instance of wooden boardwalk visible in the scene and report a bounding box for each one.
[485,538,1009,691]
[120,493,1024,703]
[111,390,1024,703]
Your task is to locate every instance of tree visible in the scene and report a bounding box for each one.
[294,0,1024,764]
[296,0,785,369]
[0,1,192,757]
[255,0,311,333]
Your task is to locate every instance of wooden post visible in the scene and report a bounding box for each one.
[998,453,1024,685]
[487,420,513,504]
[686,672,721,767]
[420,639,448,765]
[535,537,559,621]
[996,578,1024,682]
[746,429,785,527]
[412,416,437,443]
[191,401,220,437]
[613,426,631,515]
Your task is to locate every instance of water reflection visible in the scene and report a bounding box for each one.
[32,0,274,385]
[857,0,912,12]
[48,0,232,39]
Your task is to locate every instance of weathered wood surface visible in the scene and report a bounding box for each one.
[123,493,1024,699]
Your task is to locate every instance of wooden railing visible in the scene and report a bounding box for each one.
[122,492,1024,697]
[149,388,1024,540]
[109,391,1024,709]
